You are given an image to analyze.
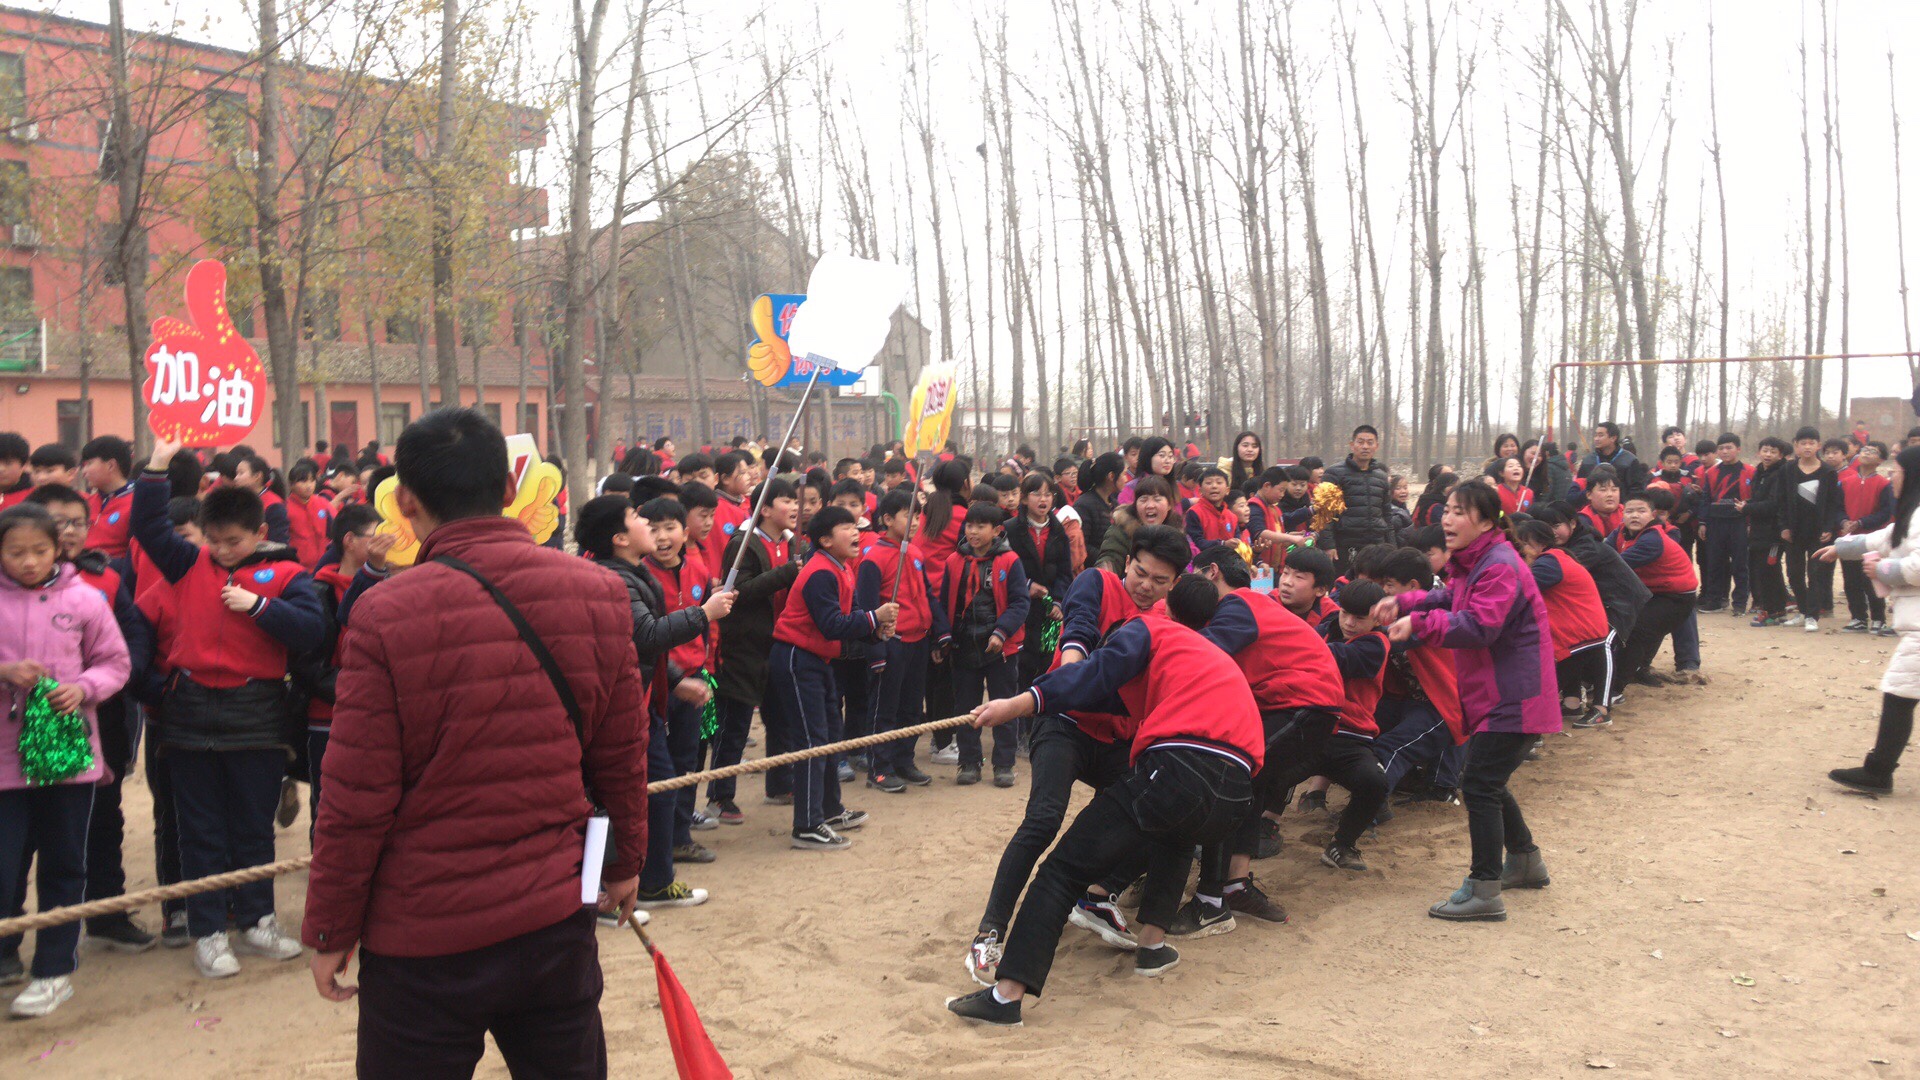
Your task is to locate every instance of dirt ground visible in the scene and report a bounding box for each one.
[3,612,1917,1078]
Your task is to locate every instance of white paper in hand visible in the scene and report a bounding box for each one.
[580,814,610,905]
[784,253,910,376]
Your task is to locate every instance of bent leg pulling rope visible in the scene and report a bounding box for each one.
[0,712,983,938]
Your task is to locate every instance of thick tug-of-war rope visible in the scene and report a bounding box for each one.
[0,712,983,938]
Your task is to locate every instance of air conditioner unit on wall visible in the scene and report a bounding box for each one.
[10,224,39,248]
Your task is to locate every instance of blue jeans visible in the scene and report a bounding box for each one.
[170,748,285,938]
[770,643,844,833]
[640,713,678,892]
[0,784,93,976]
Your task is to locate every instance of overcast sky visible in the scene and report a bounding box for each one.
[47,0,1920,424]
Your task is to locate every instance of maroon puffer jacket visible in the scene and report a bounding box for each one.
[303,516,649,958]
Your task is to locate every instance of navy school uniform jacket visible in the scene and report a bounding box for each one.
[1316,613,1390,738]
[1026,615,1264,769]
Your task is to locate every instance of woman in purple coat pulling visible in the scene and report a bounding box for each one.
[1374,481,1560,922]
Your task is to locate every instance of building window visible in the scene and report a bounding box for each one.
[207,90,249,155]
[272,401,311,449]
[459,298,494,347]
[0,267,31,324]
[299,105,336,151]
[0,53,24,120]
[56,400,90,450]
[385,312,417,345]
[481,403,502,428]
[0,160,26,227]
[303,289,341,341]
[378,120,413,174]
[377,402,411,445]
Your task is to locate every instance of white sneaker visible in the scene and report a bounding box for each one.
[235,916,303,961]
[1804,617,1820,633]
[9,976,72,1018]
[1781,613,1805,627]
[930,745,961,766]
[195,932,240,979]
[689,809,719,832]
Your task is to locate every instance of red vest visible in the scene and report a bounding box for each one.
[136,578,178,677]
[75,562,121,605]
[646,555,712,676]
[1288,594,1335,626]
[1230,589,1345,713]
[709,494,753,569]
[287,493,329,567]
[1116,619,1264,768]
[1536,548,1610,658]
[1048,568,1139,743]
[1615,525,1698,595]
[1497,484,1533,516]
[85,485,135,558]
[859,536,936,642]
[1580,504,1624,537]
[1331,629,1390,737]
[1842,469,1890,521]
[773,551,859,660]
[1386,644,1467,743]
[940,548,1026,655]
[168,550,308,687]
[1248,495,1280,564]
[919,514,965,594]
[1188,497,1238,542]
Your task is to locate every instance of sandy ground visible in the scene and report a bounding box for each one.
[3,612,1918,1078]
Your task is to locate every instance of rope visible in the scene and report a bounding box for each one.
[0,712,984,938]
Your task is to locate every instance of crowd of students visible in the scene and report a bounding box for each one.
[0,413,1911,1026]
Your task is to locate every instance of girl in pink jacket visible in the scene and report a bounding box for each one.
[0,504,131,1018]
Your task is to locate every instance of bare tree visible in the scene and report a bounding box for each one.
[1895,53,1916,380]
[556,0,613,509]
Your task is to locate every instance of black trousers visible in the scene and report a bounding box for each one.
[979,715,1134,934]
[1197,706,1337,891]
[84,700,136,906]
[1843,560,1888,623]
[1554,635,1616,706]
[705,696,755,805]
[0,784,92,977]
[170,747,285,937]
[143,723,183,922]
[867,636,929,775]
[1699,518,1748,609]
[1618,592,1696,679]
[1461,731,1535,881]
[1305,735,1390,849]
[996,748,1251,997]
[951,657,1019,769]
[1748,546,1788,615]
[357,908,606,1080]
[1784,540,1835,617]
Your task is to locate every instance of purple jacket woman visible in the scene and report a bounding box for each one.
[1406,529,1561,736]
[0,563,131,791]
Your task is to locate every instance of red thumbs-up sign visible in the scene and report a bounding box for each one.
[141,259,268,445]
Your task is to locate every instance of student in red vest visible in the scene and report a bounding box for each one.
[1514,520,1615,729]
[1578,465,1625,538]
[948,575,1261,1026]
[1838,441,1894,632]
[284,461,331,568]
[16,485,156,954]
[708,479,801,824]
[28,443,77,488]
[1290,580,1393,875]
[1609,489,1699,690]
[0,433,28,509]
[856,490,950,793]
[707,451,755,584]
[294,503,388,827]
[1363,547,1469,803]
[1697,433,1755,614]
[941,502,1031,787]
[1276,545,1338,625]
[964,524,1188,984]
[222,454,293,548]
[769,506,896,851]
[134,439,326,979]
[1005,472,1073,693]
[640,497,724,863]
[1177,546,1344,934]
[1183,466,1239,554]
[78,436,136,559]
[827,478,876,767]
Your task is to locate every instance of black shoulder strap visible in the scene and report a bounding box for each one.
[431,555,596,804]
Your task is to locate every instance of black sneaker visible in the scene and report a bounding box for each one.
[1297,790,1329,815]
[1165,897,1236,938]
[763,792,793,806]
[86,913,157,953]
[867,771,907,793]
[1842,619,1870,633]
[956,765,982,786]
[0,953,22,986]
[790,825,852,851]
[1829,765,1895,795]
[672,841,717,864]
[993,766,1016,788]
[161,909,190,949]
[897,763,933,786]
[1224,877,1288,923]
[824,808,868,831]
[711,799,744,825]
[1571,706,1612,728]
[946,987,1022,1026]
[1321,842,1368,872]
[1132,942,1181,978]
[1067,894,1137,949]
[1253,817,1283,859]
[849,754,871,773]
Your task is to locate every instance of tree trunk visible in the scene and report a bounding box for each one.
[254,0,301,466]
[107,0,151,455]
[557,0,611,510]
[432,0,462,409]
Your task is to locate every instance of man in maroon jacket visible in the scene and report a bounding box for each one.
[302,408,650,1078]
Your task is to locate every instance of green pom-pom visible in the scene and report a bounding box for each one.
[699,671,720,740]
[18,676,93,786]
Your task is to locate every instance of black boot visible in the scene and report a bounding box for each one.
[1830,752,1897,795]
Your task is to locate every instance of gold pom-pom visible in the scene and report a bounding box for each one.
[1228,538,1254,566]
[1309,482,1346,534]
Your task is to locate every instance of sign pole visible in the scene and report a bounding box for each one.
[722,357,827,592]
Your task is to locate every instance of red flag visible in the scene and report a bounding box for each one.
[634,923,732,1080]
